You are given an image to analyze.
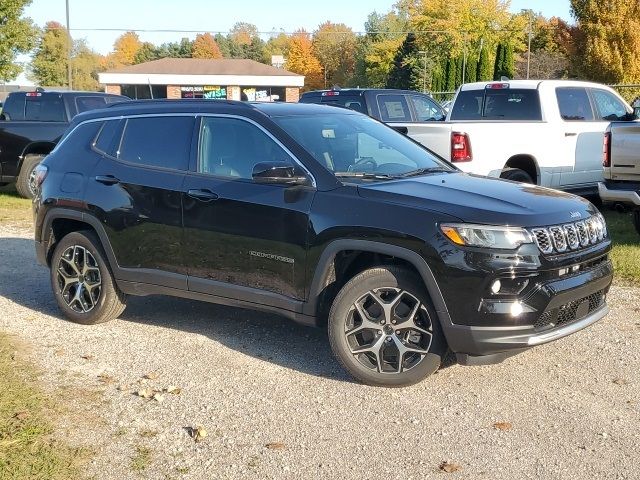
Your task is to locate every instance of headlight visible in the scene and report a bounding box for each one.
[440,223,533,249]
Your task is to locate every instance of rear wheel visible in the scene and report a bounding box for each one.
[328,267,446,387]
[633,208,640,236]
[16,154,45,199]
[500,167,534,184]
[50,230,126,325]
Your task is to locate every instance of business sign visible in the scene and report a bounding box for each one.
[203,86,227,99]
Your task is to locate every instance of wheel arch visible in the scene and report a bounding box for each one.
[305,240,453,330]
[502,154,540,184]
[18,142,56,172]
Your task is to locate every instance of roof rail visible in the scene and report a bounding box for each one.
[106,98,251,108]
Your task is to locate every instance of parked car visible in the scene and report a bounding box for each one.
[316,81,635,195]
[299,88,446,126]
[0,89,129,198]
[599,121,640,234]
[34,100,613,387]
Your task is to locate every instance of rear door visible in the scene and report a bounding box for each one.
[86,115,194,289]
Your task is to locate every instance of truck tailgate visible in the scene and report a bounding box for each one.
[390,122,453,160]
[609,121,640,181]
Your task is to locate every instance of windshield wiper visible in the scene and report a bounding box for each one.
[334,172,397,180]
[399,167,453,178]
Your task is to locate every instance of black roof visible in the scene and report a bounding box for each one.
[300,88,433,97]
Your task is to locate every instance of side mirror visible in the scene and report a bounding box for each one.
[252,161,309,186]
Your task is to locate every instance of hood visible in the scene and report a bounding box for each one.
[357,172,597,227]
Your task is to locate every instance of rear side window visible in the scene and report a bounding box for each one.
[590,89,629,121]
[25,94,66,121]
[377,94,412,122]
[2,94,25,120]
[556,87,594,121]
[117,116,194,170]
[451,89,542,121]
[76,96,107,113]
[93,120,122,155]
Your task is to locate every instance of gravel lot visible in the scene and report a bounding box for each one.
[1,224,639,480]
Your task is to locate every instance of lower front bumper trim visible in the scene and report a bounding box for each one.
[526,304,609,346]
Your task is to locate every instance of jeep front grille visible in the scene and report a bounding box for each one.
[530,215,606,255]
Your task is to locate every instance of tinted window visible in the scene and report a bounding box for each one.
[313,95,366,114]
[591,89,629,121]
[118,116,193,170]
[2,94,25,120]
[451,89,542,120]
[25,94,66,121]
[273,113,452,176]
[409,95,444,121]
[93,120,122,155]
[199,117,293,179]
[556,87,594,121]
[377,95,412,122]
[76,96,107,113]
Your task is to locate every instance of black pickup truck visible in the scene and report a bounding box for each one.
[0,90,128,198]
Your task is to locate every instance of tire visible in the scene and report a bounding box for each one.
[50,230,126,325]
[16,154,45,199]
[328,266,446,387]
[500,167,534,184]
[633,208,640,236]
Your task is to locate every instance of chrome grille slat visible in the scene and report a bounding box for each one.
[530,215,606,255]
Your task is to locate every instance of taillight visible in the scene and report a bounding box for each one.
[603,131,611,167]
[451,132,472,162]
[34,164,48,188]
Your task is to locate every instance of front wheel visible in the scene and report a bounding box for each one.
[500,168,534,184]
[328,267,446,387]
[50,230,126,325]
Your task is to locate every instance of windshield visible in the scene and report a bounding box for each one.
[272,113,453,178]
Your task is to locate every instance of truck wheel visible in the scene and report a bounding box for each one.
[16,154,45,199]
[328,266,446,387]
[50,230,127,325]
[500,168,534,184]
[633,208,640,236]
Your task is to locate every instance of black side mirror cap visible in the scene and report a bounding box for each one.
[252,161,309,186]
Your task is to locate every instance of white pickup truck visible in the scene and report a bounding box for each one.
[398,80,637,194]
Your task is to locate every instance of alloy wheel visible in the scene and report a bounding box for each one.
[344,287,433,374]
[56,245,102,313]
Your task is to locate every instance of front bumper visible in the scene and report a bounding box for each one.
[598,181,640,207]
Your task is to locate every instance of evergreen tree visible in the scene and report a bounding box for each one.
[386,33,419,90]
[494,42,514,80]
[493,43,504,80]
[455,55,464,87]
[466,53,477,83]
[445,57,456,92]
[477,45,492,81]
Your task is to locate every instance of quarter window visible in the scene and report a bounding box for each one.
[198,117,294,180]
[556,87,594,121]
[117,116,194,170]
[591,89,629,121]
[93,120,122,156]
[377,95,412,122]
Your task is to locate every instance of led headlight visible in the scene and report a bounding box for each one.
[440,223,533,250]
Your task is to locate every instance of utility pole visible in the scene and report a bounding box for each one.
[66,0,72,89]
[526,9,533,80]
[418,50,427,93]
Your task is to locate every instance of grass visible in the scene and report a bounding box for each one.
[130,445,152,472]
[0,185,31,225]
[602,209,640,283]
[0,333,87,480]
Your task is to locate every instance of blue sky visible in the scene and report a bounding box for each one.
[16,0,573,84]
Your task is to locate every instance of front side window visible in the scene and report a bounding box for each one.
[76,96,107,113]
[556,87,594,121]
[117,116,193,170]
[591,89,630,121]
[377,94,412,122]
[198,117,294,179]
[273,113,452,178]
[409,95,445,121]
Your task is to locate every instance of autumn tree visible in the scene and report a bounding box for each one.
[192,33,223,59]
[312,22,357,87]
[286,30,323,91]
[105,31,142,68]
[30,21,70,86]
[0,0,36,81]
[570,0,640,83]
[70,39,102,90]
[264,32,291,65]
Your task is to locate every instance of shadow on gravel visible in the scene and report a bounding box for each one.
[0,236,351,383]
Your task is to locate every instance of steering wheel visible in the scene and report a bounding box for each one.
[350,157,377,172]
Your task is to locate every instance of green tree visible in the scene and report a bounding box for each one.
[444,57,457,91]
[70,39,102,90]
[386,33,420,90]
[133,42,159,63]
[570,0,640,83]
[0,0,36,82]
[263,32,291,64]
[312,22,357,87]
[493,43,504,80]
[30,21,69,86]
[465,53,478,83]
[477,44,492,81]
[493,42,514,79]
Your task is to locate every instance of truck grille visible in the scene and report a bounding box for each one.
[530,214,607,255]
[534,290,605,330]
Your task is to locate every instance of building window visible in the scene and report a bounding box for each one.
[121,85,167,100]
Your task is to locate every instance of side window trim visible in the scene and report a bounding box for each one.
[194,113,316,187]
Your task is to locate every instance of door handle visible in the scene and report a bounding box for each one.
[187,189,219,202]
[94,175,120,185]
[565,132,578,137]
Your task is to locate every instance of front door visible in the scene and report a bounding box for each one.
[182,115,315,304]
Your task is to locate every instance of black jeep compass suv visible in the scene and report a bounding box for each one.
[33,100,613,387]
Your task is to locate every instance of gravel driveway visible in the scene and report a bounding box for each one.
[1,224,639,480]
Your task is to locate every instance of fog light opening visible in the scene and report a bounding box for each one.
[510,302,524,317]
[491,280,502,294]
